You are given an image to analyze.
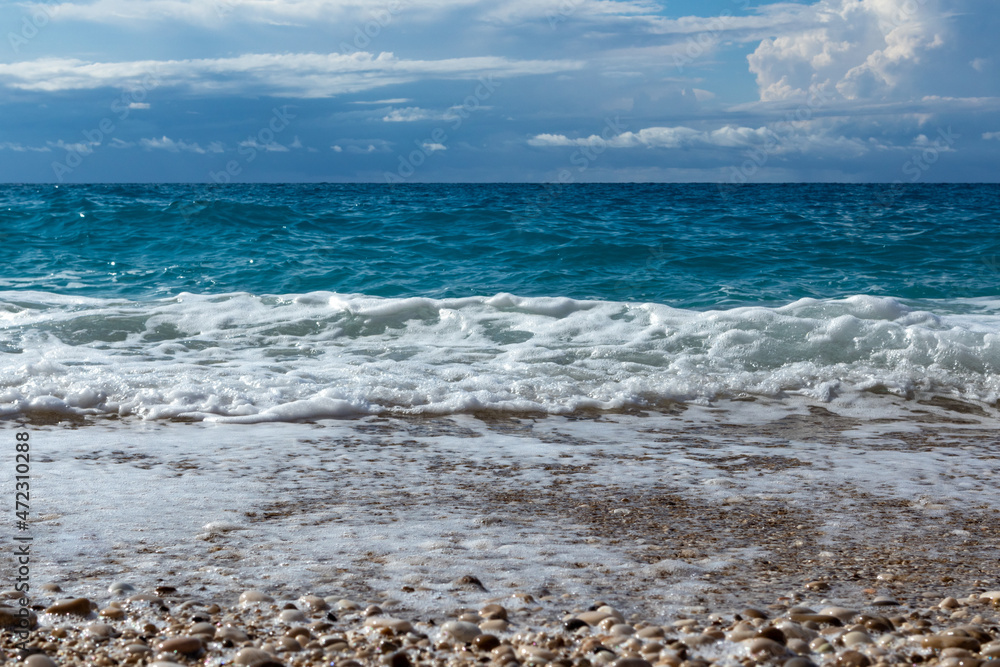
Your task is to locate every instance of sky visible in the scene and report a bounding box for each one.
[0,0,997,183]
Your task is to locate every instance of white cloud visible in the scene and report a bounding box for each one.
[0,142,51,152]
[746,0,947,102]
[353,98,412,105]
[0,52,583,98]
[128,102,150,109]
[237,138,289,152]
[139,136,222,153]
[529,123,874,156]
[421,142,447,152]
[983,132,1000,141]
[382,107,442,122]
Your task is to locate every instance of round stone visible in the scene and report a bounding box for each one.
[335,599,361,610]
[870,597,899,606]
[157,636,203,655]
[842,631,873,646]
[239,590,274,605]
[299,595,329,612]
[609,659,652,667]
[923,636,981,651]
[279,609,308,623]
[100,606,125,620]
[784,658,818,667]
[480,619,509,632]
[235,647,283,666]
[25,656,58,667]
[636,626,664,639]
[480,604,508,620]
[818,607,857,623]
[0,605,36,628]
[442,620,482,643]
[835,651,871,667]
[190,622,217,638]
[473,634,502,652]
[108,582,136,595]
[218,625,250,643]
[45,598,93,616]
[745,637,789,658]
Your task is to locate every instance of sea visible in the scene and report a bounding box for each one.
[2,183,999,623]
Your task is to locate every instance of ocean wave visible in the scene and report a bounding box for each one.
[1,291,999,422]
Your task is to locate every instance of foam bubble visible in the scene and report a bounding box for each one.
[1,290,999,421]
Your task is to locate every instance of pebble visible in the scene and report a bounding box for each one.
[24,656,59,667]
[819,607,858,623]
[871,596,899,606]
[365,616,414,634]
[299,595,329,612]
[842,631,873,646]
[923,635,982,651]
[784,658,819,667]
[279,608,308,623]
[99,606,125,619]
[745,637,789,658]
[473,634,501,651]
[45,597,94,616]
[481,619,510,632]
[480,603,508,620]
[609,659,653,667]
[239,590,275,604]
[235,647,283,666]
[835,650,871,667]
[158,636,203,655]
[108,582,136,595]
[578,610,613,625]
[218,625,251,642]
[0,605,36,628]
[442,620,482,643]
[190,621,217,637]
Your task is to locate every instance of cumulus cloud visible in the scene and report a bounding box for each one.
[746,0,948,102]
[984,132,1000,141]
[0,52,583,98]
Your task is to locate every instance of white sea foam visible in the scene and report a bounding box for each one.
[1,290,999,421]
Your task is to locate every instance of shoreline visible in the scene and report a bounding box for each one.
[2,404,999,664]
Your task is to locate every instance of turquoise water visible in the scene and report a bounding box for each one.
[3,183,997,307]
[1,183,999,421]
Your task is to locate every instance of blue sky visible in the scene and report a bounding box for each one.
[0,0,997,182]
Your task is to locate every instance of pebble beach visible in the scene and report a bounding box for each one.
[3,580,1000,667]
[3,396,1000,667]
